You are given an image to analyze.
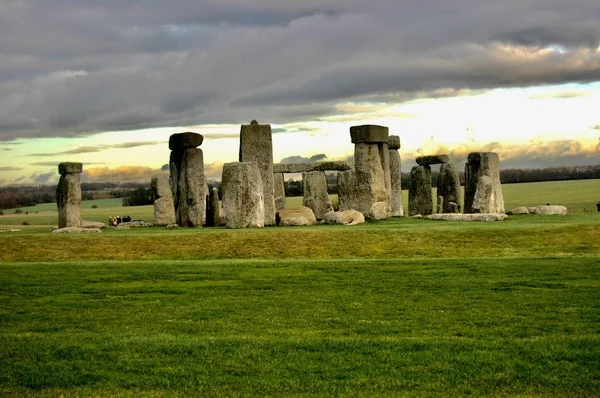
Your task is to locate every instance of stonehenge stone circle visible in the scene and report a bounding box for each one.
[239,120,276,226]
[151,175,176,226]
[415,155,450,166]
[339,125,390,219]
[436,163,461,214]
[221,162,264,229]
[169,132,206,227]
[278,207,317,226]
[206,187,221,227]
[274,172,286,212]
[464,152,505,214]
[56,162,83,228]
[388,135,404,216]
[302,171,332,220]
[408,165,433,216]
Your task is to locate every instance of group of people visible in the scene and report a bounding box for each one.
[108,215,132,226]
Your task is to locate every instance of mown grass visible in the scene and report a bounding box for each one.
[1,257,599,396]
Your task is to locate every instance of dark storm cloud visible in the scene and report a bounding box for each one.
[1,0,599,140]
[30,161,107,167]
[25,141,163,156]
[279,154,328,163]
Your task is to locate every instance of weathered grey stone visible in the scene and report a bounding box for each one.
[526,206,537,213]
[205,187,221,227]
[408,165,432,216]
[388,135,401,150]
[274,173,286,211]
[415,155,449,166]
[464,152,505,214]
[350,125,389,144]
[313,161,352,172]
[507,206,530,215]
[81,220,106,229]
[532,205,567,215]
[117,220,152,228]
[170,147,206,227]
[388,137,404,217]
[369,201,389,220]
[426,213,508,222]
[221,162,264,229]
[323,210,365,225]
[338,143,388,217]
[278,207,317,226]
[56,172,81,228]
[380,143,392,218]
[152,175,176,226]
[436,163,461,214]
[166,224,179,229]
[239,121,276,225]
[52,227,101,233]
[449,202,459,213]
[168,132,204,150]
[437,196,444,214]
[58,162,83,175]
[302,171,332,220]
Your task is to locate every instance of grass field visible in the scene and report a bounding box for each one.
[1,179,599,396]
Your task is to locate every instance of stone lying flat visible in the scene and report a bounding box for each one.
[58,162,83,175]
[415,155,449,166]
[116,221,153,228]
[368,202,389,220]
[388,135,401,150]
[426,213,508,222]
[52,227,102,233]
[323,210,365,226]
[273,161,352,174]
[350,125,389,144]
[81,220,106,229]
[507,207,529,215]
[278,207,317,226]
[532,205,567,215]
[168,132,204,150]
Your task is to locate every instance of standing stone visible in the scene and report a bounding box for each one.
[169,132,206,227]
[206,187,221,227]
[464,152,505,214]
[239,120,276,226]
[379,143,392,217]
[388,135,404,216]
[408,165,433,216]
[437,196,444,214]
[221,162,264,229]
[436,163,461,214]
[151,175,176,226]
[338,125,389,219]
[56,162,82,228]
[302,171,332,220]
[274,173,286,212]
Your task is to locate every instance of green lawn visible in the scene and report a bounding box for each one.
[0,180,599,396]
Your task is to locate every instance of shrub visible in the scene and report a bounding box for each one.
[91,204,98,209]
[122,188,153,207]
[22,221,29,226]
[15,209,22,214]
[0,210,4,216]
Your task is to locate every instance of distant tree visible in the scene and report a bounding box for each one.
[122,188,153,207]
[285,179,303,196]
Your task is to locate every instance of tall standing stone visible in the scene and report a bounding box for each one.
[302,171,332,220]
[464,152,505,214]
[388,135,404,216]
[436,163,461,214]
[169,132,206,227]
[239,120,276,226]
[151,175,176,226]
[56,162,82,228]
[338,125,390,219]
[274,173,286,212]
[408,165,432,216]
[221,162,264,228]
[205,187,221,227]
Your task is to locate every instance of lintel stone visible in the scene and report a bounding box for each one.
[58,162,83,175]
[168,132,204,150]
[350,125,389,144]
[415,154,449,166]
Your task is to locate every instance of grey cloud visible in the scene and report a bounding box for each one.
[279,154,328,163]
[30,161,107,167]
[161,164,169,171]
[25,141,163,156]
[201,133,239,139]
[1,148,12,151]
[31,171,57,185]
[0,166,23,171]
[1,1,599,140]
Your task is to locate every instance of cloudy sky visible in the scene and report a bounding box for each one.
[0,0,599,184]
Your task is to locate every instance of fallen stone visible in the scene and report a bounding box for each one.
[278,207,317,226]
[52,227,102,233]
[532,205,567,215]
[117,220,152,228]
[350,124,389,144]
[410,214,423,219]
[507,206,530,215]
[81,220,106,229]
[369,201,389,220]
[416,155,449,166]
[526,207,537,213]
[426,213,508,222]
[58,162,83,175]
[323,210,365,225]
[168,132,204,150]
[221,162,264,229]
[0,229,22,233]
[166,224,179,229]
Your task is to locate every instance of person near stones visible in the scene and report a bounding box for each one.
[596,201,600,212]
